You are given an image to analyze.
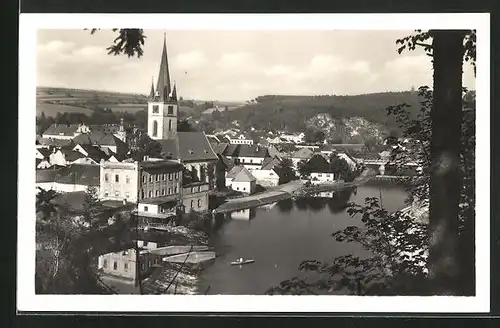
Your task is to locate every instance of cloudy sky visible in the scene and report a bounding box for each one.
[37,29,476,101]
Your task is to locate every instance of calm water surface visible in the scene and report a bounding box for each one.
[197,184,408,295]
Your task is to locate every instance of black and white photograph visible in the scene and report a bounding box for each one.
[18,13,489,313]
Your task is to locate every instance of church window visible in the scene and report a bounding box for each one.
[153,120,158,137]
[152,105,159,113]
[168,105,174,115]
[168,120,172,131]
[115,174,119,182]
[104,173,109,182]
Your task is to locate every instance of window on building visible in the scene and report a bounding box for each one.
[190,200,194,208]
[150,175,153,182]
[113,261,118,270]
[169,173,172,180]
[141,263,145,270]
[237,187,240,190]
[141,190,145,199]
[126,176,130,184]
[162,189,165,195]
[156,174,160,181]
[168,120,172,131]
[152,120,158,137]
[168,105,173,115]
[125,192,129,198]
[174,186,177,193]
[250,159,253,163]
[155,190,159,196]
[103,259,108,268]
[143,241,148,247]
[144,206,149,212]
[115,174,119,183]
[163,174,166,181]
[148,260,152,267]
[124,262,128,272]
[104,190,109,196]
[152,105,159,113]
[143,175,146,184]
[168,188,171,194]
[198,199,201,208]
[148,191,152,197]
[115,191,120,197]
[318,174,322,177]
[104,173,109,182]
[191,187,195,193]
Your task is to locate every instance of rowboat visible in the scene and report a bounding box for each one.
[163,251,216,264]
[230,258,255,266]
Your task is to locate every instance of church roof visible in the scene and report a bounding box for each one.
[157,133,218,163]
[233,166,256,183]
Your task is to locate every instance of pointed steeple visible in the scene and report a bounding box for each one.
[156,32,172,104]
[149,77,155,99]
[170,82,178,102]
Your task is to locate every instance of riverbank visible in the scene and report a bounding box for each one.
[213,169,375,214]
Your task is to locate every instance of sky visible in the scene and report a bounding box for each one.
[37,29,476,102]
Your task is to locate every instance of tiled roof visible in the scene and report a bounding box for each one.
[78,144,109,162]
[222,144,268,158]
[64,150,86,162]
[139,160,183,172]
[226,165,244,179]
[55,164,100,186]
[90,124,121,134]
[157,139,179,159]
[37,148,52,158]
[307,154,331,173]
[177,132,218,162]
[261,157,280,170]
[233,166,256,183]
[42,124,80,136]
[213,142,229,155]
[38,138,74,148]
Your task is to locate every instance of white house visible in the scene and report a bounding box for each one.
[222,144,269,170]
[310,172,337,185]
[230,166,256,194]
[281,133,305,144]
[225,165,256,194]
[226,133,254,145]
[247,157,281,187]
[41,123,90,140]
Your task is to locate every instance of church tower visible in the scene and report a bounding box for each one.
[148,33,178,140]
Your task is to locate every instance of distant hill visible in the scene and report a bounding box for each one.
[224,92,424,133]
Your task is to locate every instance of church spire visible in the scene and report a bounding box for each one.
[149,77,155,99]
[156,32,172,104]
[170,82,178,102]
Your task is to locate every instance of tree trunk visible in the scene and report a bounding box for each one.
[428,30,466,295]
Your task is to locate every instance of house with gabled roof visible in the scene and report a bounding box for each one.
[226,165,256,194]
[41,123,90,140]
[248,157,281,187]
[290,147,314,169]
[36,164,100,193]
[221,144,269,170]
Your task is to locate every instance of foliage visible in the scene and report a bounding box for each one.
[329,155,356,182]
[88,29,146,58]
[297,159,312,178]
[36,188,110,294]
[304,127,325,144]
[128,130,162,161]
[81,186,102,230]
[274,158,297,184]
[267,198,429,295]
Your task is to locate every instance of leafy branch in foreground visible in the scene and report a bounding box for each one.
[86,28,146,58]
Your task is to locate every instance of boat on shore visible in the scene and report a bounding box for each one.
[163,251,216,264]
[230,258,255,266]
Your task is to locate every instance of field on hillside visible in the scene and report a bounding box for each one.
[36,102,94,117]
[203,105,243,115]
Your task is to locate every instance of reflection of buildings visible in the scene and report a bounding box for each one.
[230,208,256,220]
[313,191,335,198]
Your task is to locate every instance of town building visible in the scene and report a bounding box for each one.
[225,133,254,145]
[41,123,90,140]
[36,164,100,193]
[225,165,256,194]
[247,157,281,187]
[221,144,269,170]
[280,132,305,144]
[290,147,314,169]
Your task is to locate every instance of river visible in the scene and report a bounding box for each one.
[196,183,408,295]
